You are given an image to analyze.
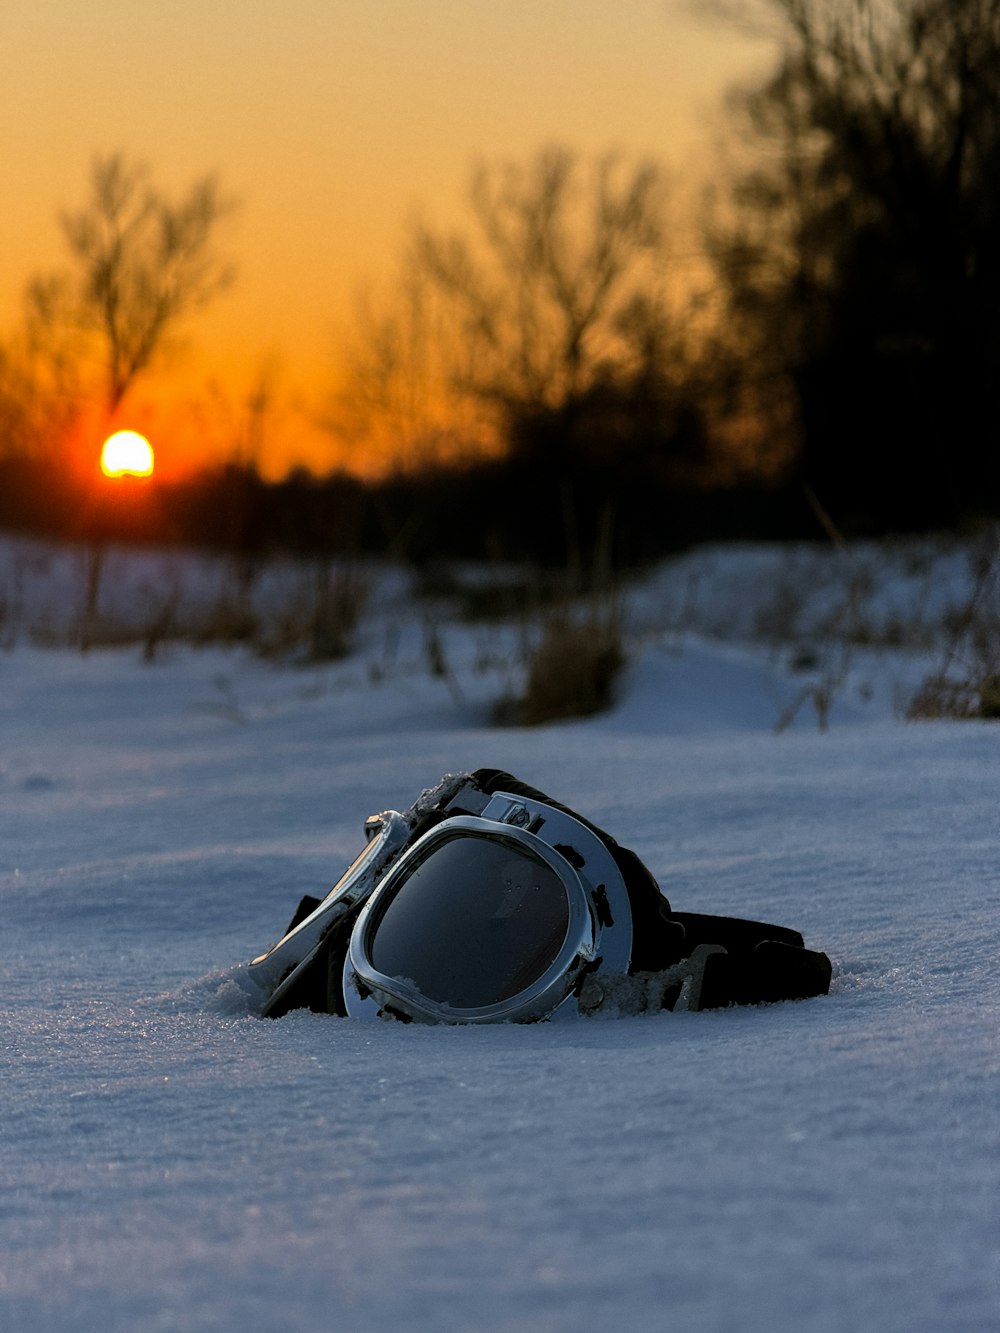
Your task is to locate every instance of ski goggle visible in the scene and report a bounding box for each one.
[246,775,832,1022]
[248,784,635,1024]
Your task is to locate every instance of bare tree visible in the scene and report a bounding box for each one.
[16,153,238,646]
[330,147,696,479]
[55,152,236,412]
[414,146,670,418]
[327,146,721,566]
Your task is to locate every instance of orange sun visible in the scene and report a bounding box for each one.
[101,430,154,478]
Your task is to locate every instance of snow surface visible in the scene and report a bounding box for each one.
[2,538,998,1332]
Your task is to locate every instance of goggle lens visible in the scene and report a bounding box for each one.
[368,834,571,1008]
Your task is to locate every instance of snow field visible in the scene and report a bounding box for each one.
[2,537,998,1332]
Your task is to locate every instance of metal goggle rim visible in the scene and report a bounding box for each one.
[248,810,412,1016]
[345,816,605,1024]
[249,787,634,1022]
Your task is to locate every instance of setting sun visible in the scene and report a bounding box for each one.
[101,430,154,478]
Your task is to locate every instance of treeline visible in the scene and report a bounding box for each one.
[2,0,999,558]
[0,452,815,567]
[709,0,1000,534]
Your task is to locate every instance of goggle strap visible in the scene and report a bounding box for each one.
[577,935,832,1016]
[697,939,833,1010]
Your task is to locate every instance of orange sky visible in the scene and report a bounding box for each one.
[2,1,775,479]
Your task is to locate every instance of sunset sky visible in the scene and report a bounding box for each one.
[2,1,776,478]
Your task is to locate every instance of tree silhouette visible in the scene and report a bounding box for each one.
[709,0,1000,529]
[328,146,719,562]
[330,146,708,490]
[445,152,710,485]
[414,146,670,422]
[40,152,235,415]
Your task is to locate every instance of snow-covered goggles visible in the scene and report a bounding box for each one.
[246,773,831,1023]
[248,781,636,1024]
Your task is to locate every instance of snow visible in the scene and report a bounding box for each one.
[2,536,998,1332]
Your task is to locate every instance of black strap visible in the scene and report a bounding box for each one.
[665,910,831,1008]
[666,911,804,952]
[696,939,833,1009]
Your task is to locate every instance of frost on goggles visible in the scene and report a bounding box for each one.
[366,833,571,1008]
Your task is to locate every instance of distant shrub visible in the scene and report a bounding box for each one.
[497,610,625,726]
[907,671,1000,721]
[189,597,258,648]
